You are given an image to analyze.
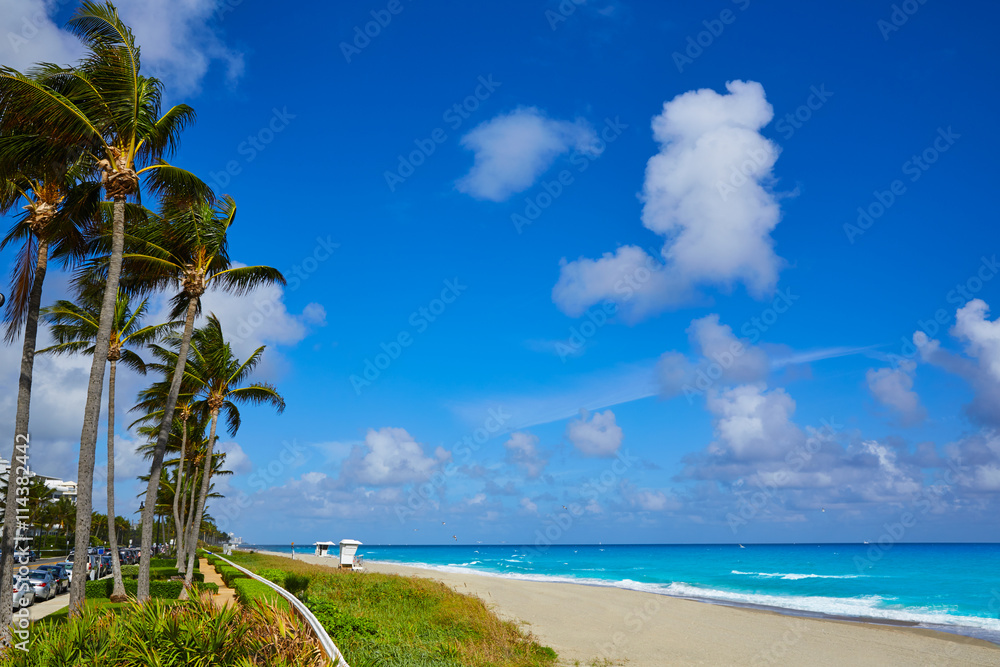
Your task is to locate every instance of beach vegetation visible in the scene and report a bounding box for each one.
[223,551,557,667]
[5,595,327,666]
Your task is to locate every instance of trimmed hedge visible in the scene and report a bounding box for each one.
[116,565,203,582]
[218,566,247,588]
[84,578,219,599]
[232,579,288,609]
[84,578,185,599]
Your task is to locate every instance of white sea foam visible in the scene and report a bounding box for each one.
[731,570,865,580]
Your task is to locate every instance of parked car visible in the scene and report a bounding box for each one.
[35,564,69,594]
[12,577,34,610]
[61,561,75,583]
[27,571,56,601]
[28,550,38,562]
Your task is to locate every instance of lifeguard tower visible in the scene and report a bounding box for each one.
[338,539,363,570]
[314,541,336,557]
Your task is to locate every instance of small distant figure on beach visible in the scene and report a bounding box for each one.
[291,542,295,559]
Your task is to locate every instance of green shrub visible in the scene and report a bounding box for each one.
[194,582,219,595]
[284,573,310,599]
[84,579,109,599]
[219,566,247,588]
[308,599,378,639]
[253,568,287,586]
[120,565,138,577]
[232,579,288,610]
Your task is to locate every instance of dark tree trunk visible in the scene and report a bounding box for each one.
[137,297,198,601]
[0,237,48,644]
[107,360,126,601]
[69,195,126,615]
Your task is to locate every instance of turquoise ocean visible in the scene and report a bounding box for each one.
[244,543,1000,643]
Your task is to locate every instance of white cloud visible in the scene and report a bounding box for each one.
[457,107,597,201]
[565,409,623,458]
[952,299,1000,382]
[1,0,84,71]
[503,431,547,479]
[553,80,785,321]
[866,360,925,426]
[519,497,538,514]
[0,0,242,96]
[705,385,803,462]
[341,427,450,486]
[658,314,770,398]
[631,489,678,512]
[914,300,1000,427]
[216,440,252,475]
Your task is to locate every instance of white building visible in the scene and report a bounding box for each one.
[0,457,78,501]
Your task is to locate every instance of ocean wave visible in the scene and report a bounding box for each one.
[731,570,865,580]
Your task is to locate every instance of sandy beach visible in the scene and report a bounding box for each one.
[253,550,999,666]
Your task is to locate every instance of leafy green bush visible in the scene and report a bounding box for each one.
[120,565,138,577]
[84,579,109,599]
[84,578,186,599]
[253,568,287,586]
[232,579,288,610]
[194,582,220,595]
[219,566,247,588]
[308,599,378,639]
[284,573,310,599]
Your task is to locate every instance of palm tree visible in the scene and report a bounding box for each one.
[0,0,208,613]
[105,194,283,599]
[39,290,174,600]
[162,315,284,594]
[0,162,94,635]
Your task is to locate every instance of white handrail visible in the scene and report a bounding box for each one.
[209,551,349,667]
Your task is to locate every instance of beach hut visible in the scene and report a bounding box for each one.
[314,541,336,557]
[338,539,363,569]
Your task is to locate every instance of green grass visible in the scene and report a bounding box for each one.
[224,551,557,667]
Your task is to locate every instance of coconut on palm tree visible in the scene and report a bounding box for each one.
[0,0,210,613]
[39,289,175,600]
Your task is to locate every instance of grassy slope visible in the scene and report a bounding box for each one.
[224,551,558,667]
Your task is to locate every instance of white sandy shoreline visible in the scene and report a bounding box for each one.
[248,549,1000,666]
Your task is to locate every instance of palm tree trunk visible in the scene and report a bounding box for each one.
[137,297,198,601]
[182,411,218,595]
[69,197,126,614]
[182,461,198,566]
[0,237,48,643]
[106,360,126,601]
[172,422,188,570]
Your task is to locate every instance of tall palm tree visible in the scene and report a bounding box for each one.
[0,162,94,635]
[39,290,174,600]
[158,314,284,593]
[0,0,208,614]
[105,193,283,599]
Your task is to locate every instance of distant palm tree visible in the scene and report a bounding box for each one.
[0,1,209,614]
[39,290,174,600]
[159,315,285,593]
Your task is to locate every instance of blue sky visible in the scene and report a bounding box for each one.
[2,0,999,546]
